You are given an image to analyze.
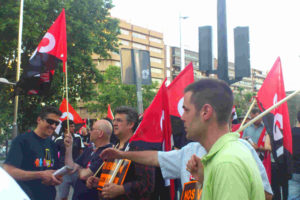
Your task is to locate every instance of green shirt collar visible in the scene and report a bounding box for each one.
[202,132,240,165]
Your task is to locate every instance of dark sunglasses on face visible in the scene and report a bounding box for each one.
[44,118,60,126]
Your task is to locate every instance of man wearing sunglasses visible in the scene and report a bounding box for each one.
[3,106,62,200]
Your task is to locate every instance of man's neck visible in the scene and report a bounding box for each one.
[201,123,230,152]
[94,140,109,149]
[33,128,47,139]
[118,132,133,149]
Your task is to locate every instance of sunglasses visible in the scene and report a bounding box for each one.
[44,118,60,126]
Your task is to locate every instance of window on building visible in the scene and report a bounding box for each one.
[149,37,162,44]
[150,47,162,54]
[120,40,130,46]
[132,32,146,39]
[151,67,163,74]
[132,43,147,50]
[120,29,129,35]
[150,57,162,64]
[114,61,120,67]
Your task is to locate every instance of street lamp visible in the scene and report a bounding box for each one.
[179,14,188,71]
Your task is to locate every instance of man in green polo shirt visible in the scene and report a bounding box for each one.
[183,78,265,200]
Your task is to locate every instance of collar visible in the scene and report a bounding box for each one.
[201,132,239,165]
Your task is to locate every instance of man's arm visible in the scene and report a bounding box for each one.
[3,164,61,185]
[100,148,160,167]
[64,133,80,171]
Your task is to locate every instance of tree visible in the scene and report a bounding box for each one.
[0,0,120,134]
[233,87,256,118]
[85,65,158,117]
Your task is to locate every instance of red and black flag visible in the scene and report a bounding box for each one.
[256,57,293,182]
[17,9,67,95]
[167,62,194,148]
[130,79,171,150]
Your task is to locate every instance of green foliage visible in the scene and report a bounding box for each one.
[0,0,120,137]
[233,87,256,118]
[86,65,158,116]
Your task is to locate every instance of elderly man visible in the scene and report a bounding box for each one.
[64,119,113,200]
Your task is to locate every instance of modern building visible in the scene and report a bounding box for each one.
[92,19,166,85]
[167,46,266,92]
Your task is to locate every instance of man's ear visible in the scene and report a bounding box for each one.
[98,130,104,138]
[127,122,135,130]
[37,116,42,124]
[202,104,214,120]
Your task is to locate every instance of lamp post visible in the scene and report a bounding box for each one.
[179,14,188,71]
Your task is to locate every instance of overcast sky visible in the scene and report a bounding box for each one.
[111,0,300,91]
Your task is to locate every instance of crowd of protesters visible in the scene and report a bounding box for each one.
[1,78,300,200]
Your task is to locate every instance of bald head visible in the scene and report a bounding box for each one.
[94,119,113,138]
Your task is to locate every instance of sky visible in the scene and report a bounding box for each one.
[111,0,300,91]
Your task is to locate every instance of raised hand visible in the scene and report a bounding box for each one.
[186,154,204,183]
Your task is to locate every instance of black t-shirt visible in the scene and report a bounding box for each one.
[4,131,59,200]
[72,143,113,200]
[292,127,300,173]
[55,133,84,168]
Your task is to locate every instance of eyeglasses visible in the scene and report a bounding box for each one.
[113,118,124,123]
[90,127,101,132]
[44,118,60,126]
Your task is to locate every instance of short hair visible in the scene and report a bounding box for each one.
[97,120,113,138]
[251,108,261,115]
[297,110,300,123]
[61,119,75,132]
[184,78,233,125]
[39,106,62,119]
[114,106,138,131]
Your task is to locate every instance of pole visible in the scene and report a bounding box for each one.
[179,14,188,71]
[237,90,300,133]
[217,0,229,83]
[133,50,143,115]
[12,0,24,139]
[240,98,256,127]
[179,14,184,71]
[65,62,70,133]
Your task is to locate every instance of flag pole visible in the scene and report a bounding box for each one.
[240,98,256,128]
[237,90,300,133]
[12,0,24,139]
[65,62,70,134]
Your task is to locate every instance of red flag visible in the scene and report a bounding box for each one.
[17,9,67,95]
[167,62,194,117]
[129,79,174,199]
[107,104,114,120]
[58,98,84,124]
[130,79,171,146]
[256,57,292,181]
[36,9,67,63]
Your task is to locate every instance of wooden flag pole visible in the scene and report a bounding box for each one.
[237,90,300,133]
[240,98,257,128]
[65,62,70,134]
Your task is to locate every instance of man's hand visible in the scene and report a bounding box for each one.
[186,154,204,183]
[40,170,62,186]
[86,176,99,189]
[64,133,73,149]
[102,183,125,199]
[100,148,123,160]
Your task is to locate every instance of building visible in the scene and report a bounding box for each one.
[167,46,266,92]
[92,19,166,85]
